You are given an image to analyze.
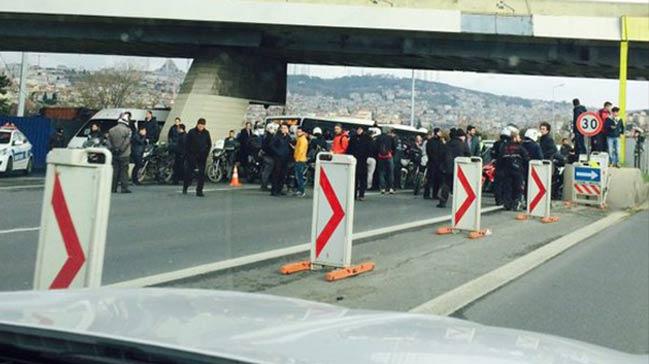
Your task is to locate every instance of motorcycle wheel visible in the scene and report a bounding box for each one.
[136,164,148,184]
[158,162,174,184]
[413,172,424,195]
[400,169,408,190]
[207,162,223,183]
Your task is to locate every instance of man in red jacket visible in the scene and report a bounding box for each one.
[594,101,612,152]
[331,124,349,154]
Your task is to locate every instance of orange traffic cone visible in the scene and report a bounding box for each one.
[230,165,242,187]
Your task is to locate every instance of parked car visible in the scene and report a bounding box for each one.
[0,125,33,176]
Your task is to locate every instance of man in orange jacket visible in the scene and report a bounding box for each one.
[331,124,349,154]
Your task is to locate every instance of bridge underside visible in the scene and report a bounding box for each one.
[2,14,648,80]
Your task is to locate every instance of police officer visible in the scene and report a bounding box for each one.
[107,112,133,194]
[497,128,529,211]
[183,118,212,197]
[260,123,278,191]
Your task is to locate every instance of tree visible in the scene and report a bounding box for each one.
[76,64,143,109]
[0,74,11,115]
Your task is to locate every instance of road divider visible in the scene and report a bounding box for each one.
[0,226,40,235]
[410,209,630,316]
[107,205,503,288]
[0,184,45,191]
[437,157,491,239]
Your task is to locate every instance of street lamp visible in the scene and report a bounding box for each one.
[552,83,565,136]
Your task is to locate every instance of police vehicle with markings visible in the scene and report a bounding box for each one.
[0,125,33,175]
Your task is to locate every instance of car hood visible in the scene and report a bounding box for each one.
[0,289,643,364]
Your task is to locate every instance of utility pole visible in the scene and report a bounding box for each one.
[410,69,415,127]
[17,52,28,117]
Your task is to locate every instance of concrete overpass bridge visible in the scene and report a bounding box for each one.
[1,0,648,138]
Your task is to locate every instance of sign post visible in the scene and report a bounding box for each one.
[516,160,558,223]
[34,148,112,290]
[437,157,490,239]
[576,111,603,160]
[572,162,608,208]
[280,153,374,281]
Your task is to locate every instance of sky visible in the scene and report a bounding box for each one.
[1,52,648,110]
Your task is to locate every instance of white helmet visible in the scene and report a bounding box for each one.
[266,122,279,134]
[289,125,298,135]
[312,127,322,136]
[524,128,540,142]
[368,127,382,137]
[500,127,512,137]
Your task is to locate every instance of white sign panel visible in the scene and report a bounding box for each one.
[451,157,482,232]
[310,153,356,268]
[526,160,552,218]
[34,148,112,289]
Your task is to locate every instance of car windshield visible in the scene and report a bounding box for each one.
[0,132,10,144]
[1,2,648,363]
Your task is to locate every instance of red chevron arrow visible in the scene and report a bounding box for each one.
[454,166,476,225]
[49,173,86,289]
[315,168,345,258]
[528,166,546,213]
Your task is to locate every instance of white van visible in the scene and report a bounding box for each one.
[67,108,170,148]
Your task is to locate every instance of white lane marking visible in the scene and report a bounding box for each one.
[0,184,44,191]
[409,210,630,316]
[0,227,39,235]
[179,185,259,193]
[106,206,503,288]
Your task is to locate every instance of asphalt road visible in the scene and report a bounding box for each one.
[0,176,491,290]
[456,210,649,354]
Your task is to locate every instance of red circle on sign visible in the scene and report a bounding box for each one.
[576,111,603,137]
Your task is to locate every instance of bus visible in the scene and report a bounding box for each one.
[263,116,375,140]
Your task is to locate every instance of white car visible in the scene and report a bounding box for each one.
[0,126,34,175]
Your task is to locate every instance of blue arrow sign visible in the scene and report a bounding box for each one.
[574,167,601,182]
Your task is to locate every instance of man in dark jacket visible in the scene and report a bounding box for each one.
[423,128,445,200]
[347,126,373,200]
[466,125,481,156]
[437,129,471,208]
[260,124,277,191]
[167,117,181,143]
[539,122,557,160]
[376,129,397,194]
[142,111,159,144]
[572,98,587,155]
[48,128,65,151]
[172,124,186,185]
[183,118,212,197]
[498,130,529,211]
[605,106,624,167]
[237,121,253,174]
[270,124,291,196]
[491,129,512,206]
[130,126,148,185]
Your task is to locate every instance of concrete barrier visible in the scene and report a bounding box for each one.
[606,168,648,209]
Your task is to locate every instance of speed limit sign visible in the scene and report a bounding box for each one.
[576,112,603,137]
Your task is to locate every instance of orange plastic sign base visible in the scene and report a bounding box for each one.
[516,213,528,221]
[279,260,311,275]
[468,229,491,239]
[436,226,455,235]
[541,216,560,223]
[325,262,375,282]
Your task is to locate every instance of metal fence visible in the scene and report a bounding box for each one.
[625,138,649,175]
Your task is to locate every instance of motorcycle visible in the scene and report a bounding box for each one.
[206,141,237,183]
[399,144,423,190]
[481,160,496,193]
[134,143,174,184]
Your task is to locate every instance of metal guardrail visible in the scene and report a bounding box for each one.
[625,139,649,175]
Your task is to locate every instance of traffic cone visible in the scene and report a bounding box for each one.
[230,165,242,187]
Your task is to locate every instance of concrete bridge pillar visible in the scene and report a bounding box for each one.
[162,49,286,142]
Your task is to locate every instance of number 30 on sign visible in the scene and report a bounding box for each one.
[576,112,603,137]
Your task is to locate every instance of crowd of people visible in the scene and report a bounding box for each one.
[95,96,630,204]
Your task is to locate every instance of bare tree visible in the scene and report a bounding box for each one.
[77,64,143,109]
